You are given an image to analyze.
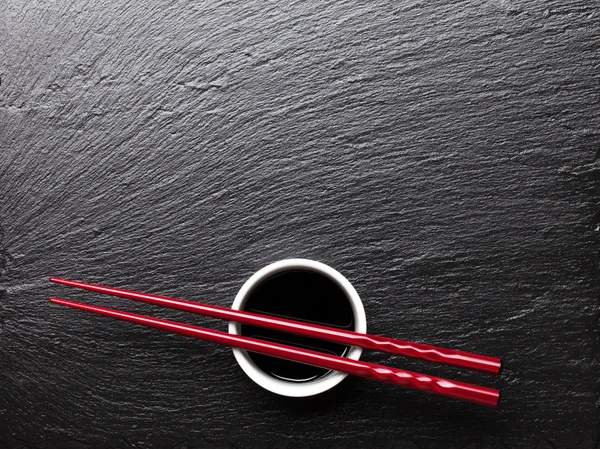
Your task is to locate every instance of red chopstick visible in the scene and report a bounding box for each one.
[50,277,501,374]
[49,297,500,407]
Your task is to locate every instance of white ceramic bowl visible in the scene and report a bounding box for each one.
[229,259,367,397]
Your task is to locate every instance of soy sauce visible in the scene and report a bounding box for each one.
[240,270,354,382]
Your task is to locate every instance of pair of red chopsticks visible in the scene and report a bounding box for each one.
[50,277,502,407]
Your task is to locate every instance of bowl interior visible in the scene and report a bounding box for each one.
[240,268,355,382]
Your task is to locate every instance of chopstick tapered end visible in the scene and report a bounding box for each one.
[50,277,69,284]
[50,297,77,308]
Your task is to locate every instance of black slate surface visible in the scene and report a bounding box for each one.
[1,1,599,448]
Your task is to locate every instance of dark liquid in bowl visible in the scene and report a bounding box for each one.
[240,270,355,382]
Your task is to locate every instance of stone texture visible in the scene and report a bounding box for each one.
[0,0,599,447]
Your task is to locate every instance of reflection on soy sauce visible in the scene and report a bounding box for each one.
[240,270,354,382]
